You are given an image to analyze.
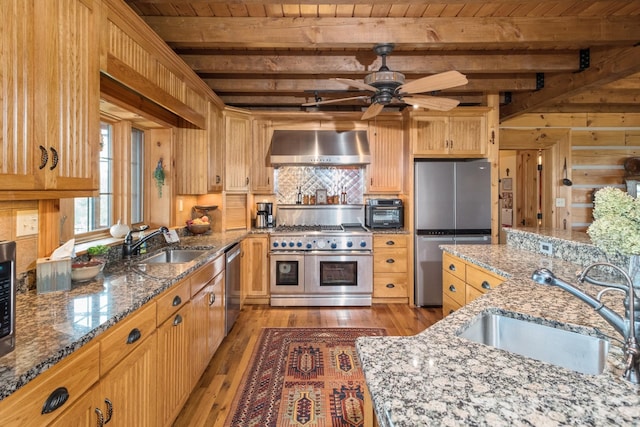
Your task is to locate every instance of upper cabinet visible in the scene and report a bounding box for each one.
[410,110,488,157]
[366,119,404,193]
[175,122,208,195]
[251,119,274,194]
[0,0,100,196]
[208,103,224,193]
[224,109,252,193]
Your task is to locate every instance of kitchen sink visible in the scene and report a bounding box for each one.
[140,249,207,264]
[458,311,610,375]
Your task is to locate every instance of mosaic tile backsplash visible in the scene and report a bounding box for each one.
[274,166,364,205]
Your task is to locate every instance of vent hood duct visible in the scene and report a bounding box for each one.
[270,130,370,166]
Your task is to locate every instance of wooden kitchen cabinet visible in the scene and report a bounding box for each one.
[366,120,404,193]
[251,119,275,193]
[411,111,487,157]
[224,108,252,192]
[0,0,100,195]
[442,252,505,317]
[372,234,408,302]
[241,235,270,304]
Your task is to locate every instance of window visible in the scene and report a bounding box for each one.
[74,122,113,234]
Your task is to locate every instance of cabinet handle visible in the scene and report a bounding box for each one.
[370,178,373,185]
[449,264,456,271]
[104,398,113,424]
[41,387,69,414]
[246,177,249,185]
[450,140,453,149]
[481,280,491,290]
[267,177,270,185]
[386,258,395,263]
[172,295,182,306]
[385,283,395,288]
[449,309,455,315]
[209,292,216,306]
[95,408,105,427]
[49,147,59,170]
[449,284,457,292]
[385,240,395,246]
[173,314,183,326]
[216,175,221,184]
[126,328,141,344]
[39,145,49,169]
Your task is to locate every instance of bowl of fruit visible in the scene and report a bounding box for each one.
[186,216,211,234]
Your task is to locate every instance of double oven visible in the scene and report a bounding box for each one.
[269,226,373,306]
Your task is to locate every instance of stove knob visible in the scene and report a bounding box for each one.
[330,242,337,249]
[296,241,302,247]
[288,241,295,247]
[306,242,312,249]
[273,242,279,248]
[346,241,353,248]
[316,240,326,249]
[359,240,367,248]
[281,241,287,247]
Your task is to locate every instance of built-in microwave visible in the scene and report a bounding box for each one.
[365,199,404,229]
[0,241,16,357]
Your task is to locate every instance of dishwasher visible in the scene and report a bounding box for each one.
[225,243,241,335]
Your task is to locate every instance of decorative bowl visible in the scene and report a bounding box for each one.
[71,261,104,282]
[187,223,210,235]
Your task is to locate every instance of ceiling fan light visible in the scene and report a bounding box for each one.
[364,71,405,86]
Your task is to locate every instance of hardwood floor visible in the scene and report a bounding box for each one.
[173,303,442,427]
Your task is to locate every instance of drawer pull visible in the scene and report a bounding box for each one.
[385,258,395,263]
[449,264,456,271]
[173,314,183,326]
[209,292,216,306]
[42,387,69,414]
[49,147,59,170]
[126,328,142,344]
[104,398,113,424]
[95,408,105,426]
[385,240,395,246]
[449,309,455,315]
[481,281,491,290]
[39,145,49,169]
[385,283,395,288]
[172,295,182,306]
[448,284,457,293]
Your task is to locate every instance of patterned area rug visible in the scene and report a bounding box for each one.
[225,327,386,427]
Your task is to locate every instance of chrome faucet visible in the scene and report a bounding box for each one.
[123,226,169,258]
[531,264,640,383]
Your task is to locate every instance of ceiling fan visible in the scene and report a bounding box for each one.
[303,43,468,120]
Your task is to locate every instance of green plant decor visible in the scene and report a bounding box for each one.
[154,158,166,197]
[87,245,109,261]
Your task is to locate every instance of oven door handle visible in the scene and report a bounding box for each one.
[306,250,372,256]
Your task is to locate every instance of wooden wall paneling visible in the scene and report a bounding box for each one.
[584,113,640,127]
[501,113,588,128]
[486,94,500,243]
[147,128,174,228]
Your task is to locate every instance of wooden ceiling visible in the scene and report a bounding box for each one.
[125,0,640,120]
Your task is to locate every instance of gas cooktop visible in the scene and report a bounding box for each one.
[273,223,369,233]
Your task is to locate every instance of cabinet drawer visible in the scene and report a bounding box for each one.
[157,278,191,326]
[442,270,465,307]
[0,342,100,426]
[373,273,407,298]
[466,264,504,294]
[373,235,407,249]
[374,248,407,273]
[190,261,215,297]
[100,301,157,374]
[465,284,484,304]
[442,293,461,317]
[442,252,466,281]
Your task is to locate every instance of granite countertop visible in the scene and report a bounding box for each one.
[0,230,247,401]
[356,243,640,426]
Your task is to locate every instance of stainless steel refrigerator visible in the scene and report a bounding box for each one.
[414,159,492,306]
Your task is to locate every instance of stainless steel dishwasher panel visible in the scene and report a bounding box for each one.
[225,243,241,335]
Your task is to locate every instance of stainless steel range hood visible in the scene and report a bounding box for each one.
[270,130,370,166]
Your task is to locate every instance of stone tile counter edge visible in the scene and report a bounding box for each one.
[0,230,247,401]
[356,243,640,427]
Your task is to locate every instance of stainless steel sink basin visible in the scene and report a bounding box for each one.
[140,249,206,264]
[458,311,610,375]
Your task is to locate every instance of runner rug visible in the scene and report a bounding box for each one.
[224,327,386,427]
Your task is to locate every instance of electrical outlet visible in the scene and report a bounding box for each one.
[555,198,566,207]
[16,209,38,237]
[540,241,553,256]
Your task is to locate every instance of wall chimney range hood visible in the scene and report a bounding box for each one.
[270,130,370,166]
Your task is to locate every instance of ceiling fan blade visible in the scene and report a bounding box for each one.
[332,78,378,92]
[361,103,385,120]
[302,95,370,106]
[396,70,468,95]
[402,95,460,111]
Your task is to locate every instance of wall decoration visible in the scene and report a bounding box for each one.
[154,158,166,197]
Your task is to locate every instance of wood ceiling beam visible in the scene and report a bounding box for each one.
[144,16,640,48]
[560,90,640,104]
[132,0,528,5]
[500,45,640,120]
[181,51,578,74]
[202,75,537,92]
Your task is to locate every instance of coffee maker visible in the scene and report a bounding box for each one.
[256,202,274,228]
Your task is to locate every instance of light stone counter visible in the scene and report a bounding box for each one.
[0,230,247,400]
[356,240,640,426]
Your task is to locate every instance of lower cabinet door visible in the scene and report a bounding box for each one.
[100,332,158,427]
[157,303,192,427]
[48,386,101,427]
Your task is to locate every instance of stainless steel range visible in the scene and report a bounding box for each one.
[269,222,373,307]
